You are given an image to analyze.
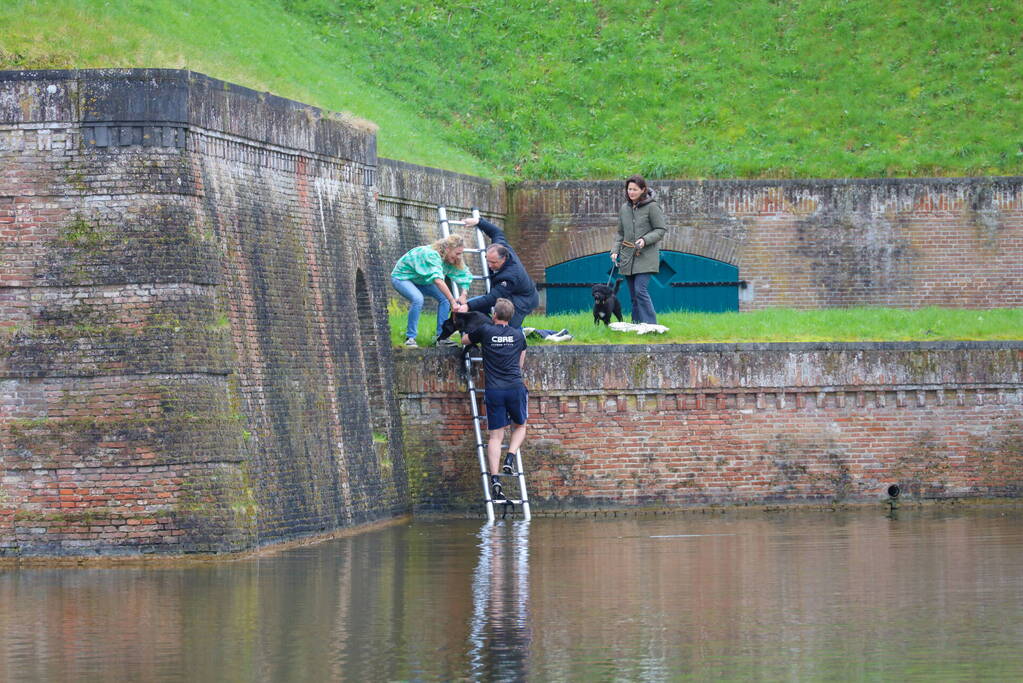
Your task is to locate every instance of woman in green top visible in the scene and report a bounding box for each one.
[391,234,473,347]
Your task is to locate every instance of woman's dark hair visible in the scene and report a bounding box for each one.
[624,174,649,203]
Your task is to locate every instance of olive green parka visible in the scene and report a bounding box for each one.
[613,195,667,275]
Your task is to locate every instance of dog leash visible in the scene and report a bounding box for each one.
[606,263,618,287]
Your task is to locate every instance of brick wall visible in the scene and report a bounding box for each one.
[510,178,1023,310]
[2,68,1021,555]
[396,343,1023,510]
[1,69,406,555]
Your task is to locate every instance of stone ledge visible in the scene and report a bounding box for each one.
[394,341,1023,394]
[0,69,377,167]
[377,158,505,217]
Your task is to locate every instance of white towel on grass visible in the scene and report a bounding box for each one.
[608,322,669,335]
[522,327,573,342]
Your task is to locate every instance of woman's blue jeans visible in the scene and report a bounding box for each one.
[392,277,449,340]
[625,273,657,324]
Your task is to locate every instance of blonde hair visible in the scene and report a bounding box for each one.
[431,234,466,268]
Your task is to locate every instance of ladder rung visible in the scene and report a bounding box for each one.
[443,220,467,226]
[464,248,485,253]
[491,499,524,505]
[471,274,488,280]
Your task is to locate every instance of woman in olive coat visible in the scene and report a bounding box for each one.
[611,174,667,324]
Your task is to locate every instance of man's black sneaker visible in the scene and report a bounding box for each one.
[491,481,505,500]
[502,452,516,474]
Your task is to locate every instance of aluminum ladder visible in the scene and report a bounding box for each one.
[438,205,532,523]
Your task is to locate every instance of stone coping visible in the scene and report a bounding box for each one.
[514,176,1023,191]
[415,339,1023,354]
[0,68,376,165]
[395,340,1023,394]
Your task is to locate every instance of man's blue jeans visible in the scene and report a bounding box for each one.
[392,278,449,340]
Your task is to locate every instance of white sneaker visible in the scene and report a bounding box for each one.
[404,337,418,348]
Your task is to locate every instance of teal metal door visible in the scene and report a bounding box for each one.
[544,251,739,315]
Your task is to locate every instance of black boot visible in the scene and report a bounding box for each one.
[502,451,516,475]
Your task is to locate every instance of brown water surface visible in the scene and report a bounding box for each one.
[2,506,1022,681]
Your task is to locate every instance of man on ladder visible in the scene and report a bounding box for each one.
[461,297,529,501]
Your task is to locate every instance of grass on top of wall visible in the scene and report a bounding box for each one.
[390,306,1023,348]
[3,0,1021,180]
[311,0,1023,180]
[0,0,493,177]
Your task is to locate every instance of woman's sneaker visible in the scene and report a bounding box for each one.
[404,337,418,348]
[502,452,517,474]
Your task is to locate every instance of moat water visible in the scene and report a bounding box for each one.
[2,506,1022,681]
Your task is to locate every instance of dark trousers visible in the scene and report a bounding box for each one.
[466,295,534,329]
[508,307,529,329]
[625,273,657,324]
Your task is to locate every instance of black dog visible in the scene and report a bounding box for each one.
[592,280,623,325]
[438,310,492,360]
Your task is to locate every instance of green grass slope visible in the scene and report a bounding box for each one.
[2,0,1021,180]
[0,0,494,176]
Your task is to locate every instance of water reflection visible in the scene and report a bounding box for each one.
[468,521,531,682]
[1,508,1022,681]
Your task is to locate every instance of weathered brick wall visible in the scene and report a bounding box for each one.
[510,179,1023,310]
[396,343,1023,510]
[1,69,406,555]
[3,68,1021,555]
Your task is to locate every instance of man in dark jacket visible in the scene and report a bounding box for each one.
[459,215,539,328]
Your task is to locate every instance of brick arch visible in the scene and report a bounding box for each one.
[537,224,741,268]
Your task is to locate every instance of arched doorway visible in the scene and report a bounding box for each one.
[544,251,739,315]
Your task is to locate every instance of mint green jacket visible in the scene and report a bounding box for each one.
[391,245,473,288]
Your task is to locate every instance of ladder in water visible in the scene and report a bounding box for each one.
[438,205,532,523]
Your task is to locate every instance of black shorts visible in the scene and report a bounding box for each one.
[484,385,528,430]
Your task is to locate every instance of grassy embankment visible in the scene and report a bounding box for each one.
[390,306,1023,347]
[3,0,1021,180]
[0,0,491,176]
[290,0,1023,180]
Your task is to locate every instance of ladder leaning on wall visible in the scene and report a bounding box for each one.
[438,205,532,523]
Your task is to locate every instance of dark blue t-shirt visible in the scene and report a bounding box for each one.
[469,322,527,390]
